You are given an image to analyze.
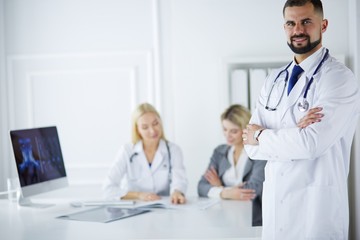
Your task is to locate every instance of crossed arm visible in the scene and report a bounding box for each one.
[243,107,324,145]
[204,166,256,201]
[203,108,324,199]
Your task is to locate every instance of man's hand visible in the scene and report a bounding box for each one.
[242,124,264,145]
[297,107,324,129]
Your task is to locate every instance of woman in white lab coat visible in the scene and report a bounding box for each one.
[103,103,188,204]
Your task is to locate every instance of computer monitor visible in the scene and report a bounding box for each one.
[9,126,68,208]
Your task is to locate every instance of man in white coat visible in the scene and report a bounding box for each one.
[242,0,360,239]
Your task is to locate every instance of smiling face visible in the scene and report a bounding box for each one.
[222,119,243,147]
[283,2,328,61]
[136,112,162,144]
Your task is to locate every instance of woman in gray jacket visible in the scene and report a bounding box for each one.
[197,104,266,226]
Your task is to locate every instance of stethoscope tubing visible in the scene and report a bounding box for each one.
[265,48,329,111]
[129,141,172,182]
[265,62,292,111]
[303,49,329,99]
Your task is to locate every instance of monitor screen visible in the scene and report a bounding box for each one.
[10,126,68,202]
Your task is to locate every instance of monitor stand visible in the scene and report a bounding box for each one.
[18,195,55,208]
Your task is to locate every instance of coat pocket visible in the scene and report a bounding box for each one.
[305,186,344,239]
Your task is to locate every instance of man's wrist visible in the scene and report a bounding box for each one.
[253,129,264,142]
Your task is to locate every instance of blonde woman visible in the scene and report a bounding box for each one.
[197,104,266,226]
[103,103,187,204]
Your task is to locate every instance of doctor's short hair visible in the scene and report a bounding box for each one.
[131,103,166,144]
[283,0,324,18]
[221,104,251,130]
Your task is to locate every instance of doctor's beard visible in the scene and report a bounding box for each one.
[287,34,321,54]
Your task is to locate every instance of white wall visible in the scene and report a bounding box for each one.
[3,0,159,185]
[0,0,8,192]
[0,0,359,237]
[348,0,360,238]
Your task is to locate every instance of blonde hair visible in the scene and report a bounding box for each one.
[131,103,166,144]
[221,104,251,129]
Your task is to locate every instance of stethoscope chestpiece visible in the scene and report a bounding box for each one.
[297,99,309,112]
[266,48,329,113]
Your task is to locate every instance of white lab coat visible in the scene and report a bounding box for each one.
[103,139,188,200]
[245,47,360,240]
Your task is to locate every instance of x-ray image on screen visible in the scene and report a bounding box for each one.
[10,126,67,188]
[10,126,68,208]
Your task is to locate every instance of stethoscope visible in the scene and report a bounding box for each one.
[129,141,172,183]
[265,48,329,112]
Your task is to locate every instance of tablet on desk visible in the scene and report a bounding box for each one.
[57,206,150,223]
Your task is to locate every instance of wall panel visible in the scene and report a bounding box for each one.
[7,52,154,184]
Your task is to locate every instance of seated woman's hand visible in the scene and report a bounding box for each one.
[171,190,186,204]
[221,187,256,201]
[138,192,161,201]
[204,166,222,187]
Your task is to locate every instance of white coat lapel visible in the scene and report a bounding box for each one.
[149,140,167,173]
[277,83,300,122]
[135,141,156,171]
[150,152,163,172]
[283,75,305,114]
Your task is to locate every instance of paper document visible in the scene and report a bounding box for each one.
[134,197,220,210]
[70,200,135,208]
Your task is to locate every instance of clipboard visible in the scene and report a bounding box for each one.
[57,206,150,223]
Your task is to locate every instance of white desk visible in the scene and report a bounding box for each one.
[0,185,262,240]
